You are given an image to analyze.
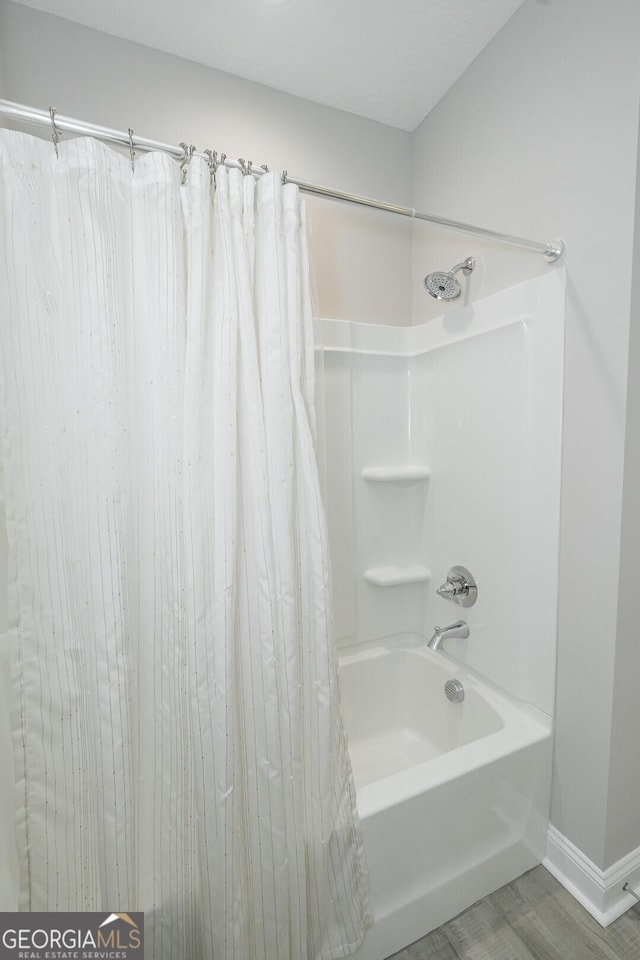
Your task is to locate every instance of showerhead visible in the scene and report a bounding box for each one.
[424,271,462,300]
[424,256,475,300]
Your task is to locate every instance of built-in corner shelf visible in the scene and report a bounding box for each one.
[364,565,431,587]
[361,466,430,483]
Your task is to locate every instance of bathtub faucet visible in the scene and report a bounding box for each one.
[427,620,469,652]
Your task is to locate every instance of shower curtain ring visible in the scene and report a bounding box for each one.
[261,164,270,173]
[128,128,135,173]
[282,170,288,185]
[49,107,60,158]
[204,149,217,184]
[179,142,196,184]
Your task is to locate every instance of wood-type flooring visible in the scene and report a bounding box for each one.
[388,865,640,960]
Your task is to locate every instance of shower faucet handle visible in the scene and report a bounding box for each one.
[436,566,478,607]
[437,581,464,600]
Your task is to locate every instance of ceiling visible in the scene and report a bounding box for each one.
[11,0,526,131]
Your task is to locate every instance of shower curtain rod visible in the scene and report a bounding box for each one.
[0,98,565,262]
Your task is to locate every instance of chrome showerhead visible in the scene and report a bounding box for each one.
[424,271,461,300]
[424,256,475,300]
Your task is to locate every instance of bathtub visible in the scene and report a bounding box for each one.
[340,633,553,960]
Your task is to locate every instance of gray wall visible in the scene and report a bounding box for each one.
[0,0,414,326]
[411,0,640,871]
[609,113,640,868]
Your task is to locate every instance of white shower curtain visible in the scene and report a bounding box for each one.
[0,129,369,959]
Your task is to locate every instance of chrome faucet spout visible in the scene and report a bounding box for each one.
[427,619,470,652]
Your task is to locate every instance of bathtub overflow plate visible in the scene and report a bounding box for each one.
[444,679,465,703]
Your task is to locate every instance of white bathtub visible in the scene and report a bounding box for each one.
[340,634,553,960]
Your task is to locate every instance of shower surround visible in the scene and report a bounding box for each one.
[317,270,565,959]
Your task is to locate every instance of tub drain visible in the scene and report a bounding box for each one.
[444,679,465,703]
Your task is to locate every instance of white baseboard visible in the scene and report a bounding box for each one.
[544,824,640,926]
